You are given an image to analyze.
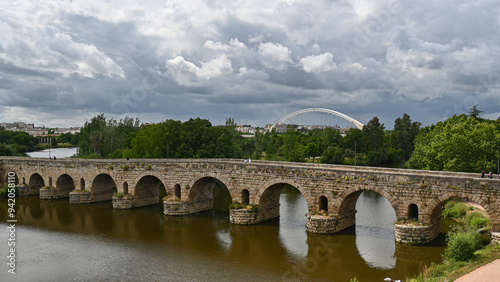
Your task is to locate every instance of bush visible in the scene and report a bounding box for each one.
[442,200,470,218]
[465,212,490,230]
[445,229,482,261]
[229,201,244,209]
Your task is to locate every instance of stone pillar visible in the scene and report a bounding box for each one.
[69,191,92,204]
[491,232,500,244]
[163,199,212,216]
[230,208,259,224]
[395,218,441,245]
[39,187,69,199]
[306,211,356,234]
[112,195,135,209]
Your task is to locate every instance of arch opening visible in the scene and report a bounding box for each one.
[241,189,250,205]
[319,196,328,212]
[29,173,45,194]
[134,175,165,207]
[340,190,397,270]
[91,174,117,203]
[189,177,232,213]
[56,174,76,197]
[123,182,129,194]
[80,178,85,190]
[408,204,419,220]
[174,184,181,199]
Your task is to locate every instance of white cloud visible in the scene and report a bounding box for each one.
[166,55,233,86]
[258,42,293,70]
[300,52,336,73]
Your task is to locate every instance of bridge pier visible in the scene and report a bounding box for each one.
[39,187,70,199]
[395,218,442,245]
[306,211,357,234]
[164,199,213,216]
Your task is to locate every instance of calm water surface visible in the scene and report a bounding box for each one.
[1,189,446,281]
[26,147,78,159]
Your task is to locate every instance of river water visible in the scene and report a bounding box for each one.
[0,188,446,281]
[26,147,78,159]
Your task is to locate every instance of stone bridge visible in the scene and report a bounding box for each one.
[1,157,499,245]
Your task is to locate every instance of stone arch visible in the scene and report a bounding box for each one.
[55,174,76,196]
[90,174,117,202]
[424,192,499,230]
[188,173,232,194]
[256,178,310,223]
[133,175,166,207]
[257,178,310,206]
[336,186,398,216]
[28,173,45,194]
[187,175,232,207]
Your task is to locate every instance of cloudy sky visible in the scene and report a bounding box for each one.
[1,0,499,128]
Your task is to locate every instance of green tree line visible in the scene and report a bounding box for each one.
[75,108,500,173]
[0,127,39,156]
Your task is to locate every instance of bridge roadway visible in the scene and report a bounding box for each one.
[1,156,499,245]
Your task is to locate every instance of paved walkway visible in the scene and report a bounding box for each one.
[455,259,500,281]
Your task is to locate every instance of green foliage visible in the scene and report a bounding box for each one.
[229,201,244,209]
[391,113,421,160]
[408,114,500,172]
[464,212,490,230]
[442,200,470,218]
[445,228,482,262]
[321,146,344,164]
[0,183,15,197]
[0,127,39,156]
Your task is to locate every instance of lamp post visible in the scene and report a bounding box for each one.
[354,141,357,169]
[497,146,499,179]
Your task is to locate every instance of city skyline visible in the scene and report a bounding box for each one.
[1,1,499,128]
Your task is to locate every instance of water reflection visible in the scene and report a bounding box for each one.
[0,189,446,281]
[355,190,397,269]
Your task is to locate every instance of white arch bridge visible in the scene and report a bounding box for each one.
[269,108,364,131]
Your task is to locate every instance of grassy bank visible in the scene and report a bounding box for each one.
[409,199,498,281]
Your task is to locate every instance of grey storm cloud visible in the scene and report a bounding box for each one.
[0,0,499,128]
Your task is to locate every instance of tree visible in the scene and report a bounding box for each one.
[321,146,344,164]
[408,114,500,172]
[363,117,385,153]
[391,113,421,160]
[468,104,483,118]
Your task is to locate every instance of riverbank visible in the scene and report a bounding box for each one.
[410,243,500,281]
[410,200,499,281]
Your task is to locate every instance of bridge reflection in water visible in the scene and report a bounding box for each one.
[0,189,445,281]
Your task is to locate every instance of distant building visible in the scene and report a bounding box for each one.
[1,121,80,136]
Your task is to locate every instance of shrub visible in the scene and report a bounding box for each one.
[114,192,124,198]
[445,229,481,261]
[465,212,490,230]
[229,201,244,209]
[442,200,470,218]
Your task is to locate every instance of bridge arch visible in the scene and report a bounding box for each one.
[28,173,45,195]
[55,174,76,196]
[425,192,499,231]
[188,174,232,211]
[336,186,398,218]
[269,108,365,131]
[133,175,166,206]
[256,178,311,222]
[90,174,117,202]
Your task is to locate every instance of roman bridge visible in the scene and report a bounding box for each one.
[1,156,499,245]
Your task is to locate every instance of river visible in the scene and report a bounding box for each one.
[0,187,446,281]
[26,147,78,159]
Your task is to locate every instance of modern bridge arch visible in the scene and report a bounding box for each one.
[269,108,365,131]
